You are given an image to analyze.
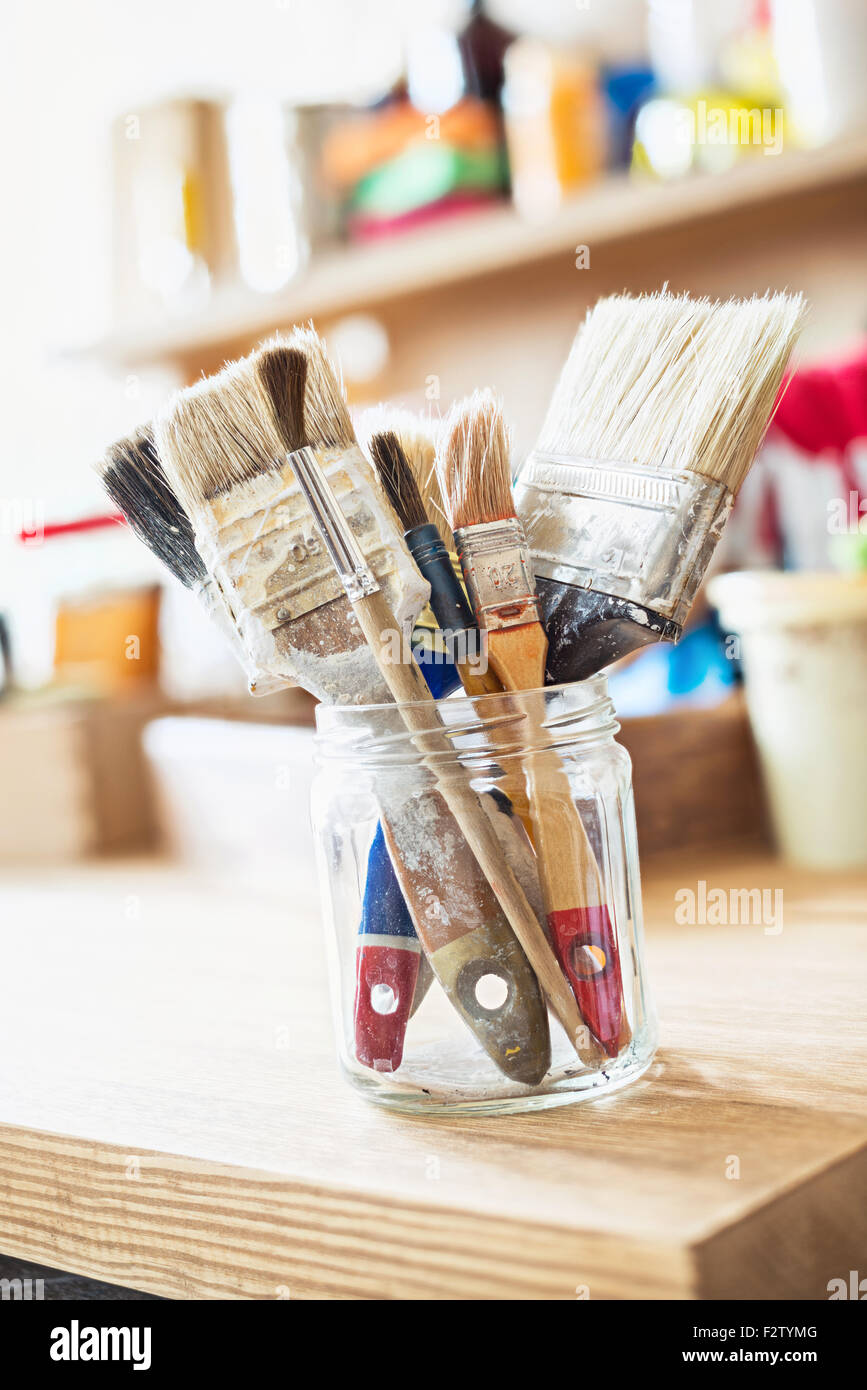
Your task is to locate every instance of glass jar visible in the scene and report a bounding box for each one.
[312,676,656,1114]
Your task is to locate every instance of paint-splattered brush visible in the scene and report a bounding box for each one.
[97,425,284,696]
[440,391,630,1056]
[514,290,806,681]
[155,341,555,1079]
[155,329,430,707]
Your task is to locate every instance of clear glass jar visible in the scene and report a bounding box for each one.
[312,676,656,1114]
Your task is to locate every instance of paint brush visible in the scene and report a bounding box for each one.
[156,329,430,707]
[370,428,502,696]
[100,419,432,1072]
[285,434,599,1071]
[155,339,558,1079]
[98,426,285,697]
[514,290,806,681]
[440,391,630,1056]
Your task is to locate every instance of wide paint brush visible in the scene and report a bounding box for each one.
[513,290,806,681]
[100,419,432,1072]
[156,328,429,707]
[439,392,630,1057]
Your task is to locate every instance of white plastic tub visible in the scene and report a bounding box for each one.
[710,571,867,868]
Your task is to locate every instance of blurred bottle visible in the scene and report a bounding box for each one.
[111,99,236,323]
[225,98,349,293]
[456,0,516,104]
[770,0,867,145]
[503,39,605,220]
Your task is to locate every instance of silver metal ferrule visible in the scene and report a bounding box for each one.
[453,517,541,632]
[513,453,733,627]
[290,446,381,603]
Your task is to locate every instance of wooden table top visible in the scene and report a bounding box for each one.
[0,851,864,1300]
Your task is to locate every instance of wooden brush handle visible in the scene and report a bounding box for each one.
[351,589,602,1063]
[486,625,632,1053]
[456,659,534,832]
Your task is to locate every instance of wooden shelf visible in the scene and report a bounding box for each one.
[0,852,865,1299]
[72,134,867,372]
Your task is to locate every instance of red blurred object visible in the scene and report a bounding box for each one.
[19,513,125,544]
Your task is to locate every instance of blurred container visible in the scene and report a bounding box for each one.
[646,0,754,93]
[143,717,317,889]
[771,0,867,145]
[111,98,236,322]
[0,692,163,863]
[55,585,161,694]
[503,39,605,219]
[225,99,348,291]
[710,571,867,868]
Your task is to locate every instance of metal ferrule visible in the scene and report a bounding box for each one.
[454,517,541,632]
[289,446,380,603]
[513,453,733,627]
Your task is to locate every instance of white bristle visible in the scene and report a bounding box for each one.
[155,358,284,517]
[438,390,514,529]
[536,290,805,493]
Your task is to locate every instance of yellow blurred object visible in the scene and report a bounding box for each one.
[54,585,161,695]
[502,40,605,220]
[632,90,787,179]
[111,98,236,320]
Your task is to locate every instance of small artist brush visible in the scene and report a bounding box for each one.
[370,426,539,842]
[440,392,630,1055]
[359,407,453,552]
[514,289,806,681]
[370,429,502,698]
[283,432,600,1071]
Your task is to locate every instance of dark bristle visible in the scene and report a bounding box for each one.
[99,426,206,587]
[255,346,309,454]
[370,431,428,533]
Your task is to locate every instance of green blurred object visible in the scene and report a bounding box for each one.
[350,144,507,218]
[830,532,867,572]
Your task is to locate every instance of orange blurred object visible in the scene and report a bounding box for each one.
[54,585,161,695]
[320,98,501,190]
[503,41,605,217]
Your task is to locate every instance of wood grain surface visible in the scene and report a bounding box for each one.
[0,853,864,1299]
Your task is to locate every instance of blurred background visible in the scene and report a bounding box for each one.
[2,0,866,873]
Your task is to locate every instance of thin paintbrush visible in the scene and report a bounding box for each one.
[370,429,501,697]
[285,434,601,1068]
[514,290,806,681]
[440,391,631,1056]
[369,426,538,839]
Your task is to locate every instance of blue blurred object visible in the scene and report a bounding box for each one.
[608,618,737,717]
[602,64,656,166]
